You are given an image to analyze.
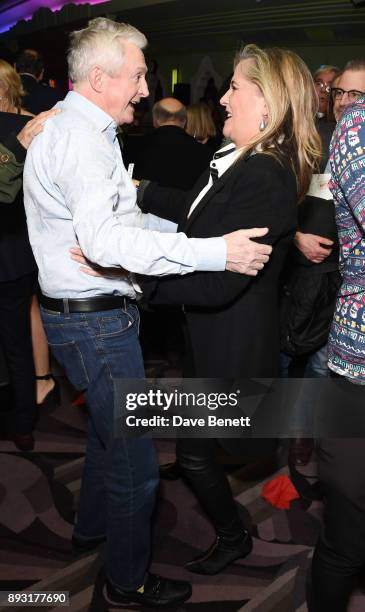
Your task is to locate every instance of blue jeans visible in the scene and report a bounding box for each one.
[41,303,159,590]
[280,344,330,434]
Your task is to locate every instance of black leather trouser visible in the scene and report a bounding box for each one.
[309,438,365,612]
[176,437,243,536]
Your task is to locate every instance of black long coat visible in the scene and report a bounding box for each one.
[141,151,298,378]
[124,125,212,190]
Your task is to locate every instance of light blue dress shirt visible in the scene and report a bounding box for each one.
[23,91,226,298]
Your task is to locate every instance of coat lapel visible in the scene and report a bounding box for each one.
[182,155,247,233]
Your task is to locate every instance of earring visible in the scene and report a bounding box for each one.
[259,118,266,131]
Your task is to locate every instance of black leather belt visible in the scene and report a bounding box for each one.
[40,294,133,314]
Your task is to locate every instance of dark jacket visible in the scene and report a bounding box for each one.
[0,112,37,282]
[280,196,341,356]
[20,74,63,114]
[140,152,297,378]
[123,125,212,190]
[280,121,341,357]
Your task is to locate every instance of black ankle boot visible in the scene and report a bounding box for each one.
[185,529,253,575]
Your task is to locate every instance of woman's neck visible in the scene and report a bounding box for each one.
[0,100,33,116]
[0,99,17,113]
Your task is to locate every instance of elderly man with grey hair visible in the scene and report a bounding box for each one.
[23,17,271,609]
[313,64,341,119]
[124,96,212,190]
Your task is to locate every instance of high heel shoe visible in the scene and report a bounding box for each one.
[184,529,253,575]
[36,373,61,407]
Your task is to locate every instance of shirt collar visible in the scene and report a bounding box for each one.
[62,91,117,135]
[210,142,241,178]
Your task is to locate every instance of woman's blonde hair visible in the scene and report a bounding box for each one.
[234,44,321,201]
[186,102,216,143]
[0,59,24,112]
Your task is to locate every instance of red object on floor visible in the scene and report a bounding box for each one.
[72,393,86,407]
[261,475,300,509]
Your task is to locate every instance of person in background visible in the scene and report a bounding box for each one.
[313,64,341,171]
[15,49,63,114]
[279,62,343,465]
[0,97,59,451]
[293,60,365,273]
[294,60,365,268]
[0,59,33,116]
[124,97,211,190]
[185,101,222,153]
[0,59,57,408]
[313,64,341,121]
[0,112,58,395]
[124,96,213,374]
[331,58,365,122]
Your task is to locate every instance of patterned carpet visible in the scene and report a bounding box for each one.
[0,376,364,612]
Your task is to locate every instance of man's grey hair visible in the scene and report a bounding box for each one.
[152,101,187,126]
[313,64,341,79]
[68,17,147,83]
[344,58,365,72]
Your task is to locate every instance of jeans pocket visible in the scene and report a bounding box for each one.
[99,306,139,338]
[48,339,89,391]
[129,304,140,336]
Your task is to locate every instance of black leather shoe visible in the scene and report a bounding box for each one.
[185,530,253,575]
[104,573,192,608]
[72,534,106,553]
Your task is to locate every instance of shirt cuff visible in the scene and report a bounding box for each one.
[3,132,26,163]
[190,237,226,271]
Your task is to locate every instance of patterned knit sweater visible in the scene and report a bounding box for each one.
[328,96,365,382]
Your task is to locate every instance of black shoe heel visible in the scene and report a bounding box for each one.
[36,374,61,407]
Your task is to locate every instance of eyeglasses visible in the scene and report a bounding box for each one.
[331,87,365,102]
[314,80,331,94]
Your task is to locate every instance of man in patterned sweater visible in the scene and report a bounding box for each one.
[310,96,365,612]
[329,69,365,381]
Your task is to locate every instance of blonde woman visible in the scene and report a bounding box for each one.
[138,44,321,574]
[0,59,32,116]
[0,61,57,451]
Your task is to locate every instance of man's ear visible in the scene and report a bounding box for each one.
[88,65,104,93]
